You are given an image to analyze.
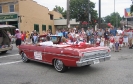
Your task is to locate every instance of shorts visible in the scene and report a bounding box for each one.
[123,37,128,43]
[16,38,21,46]
[119,44,123,47]
[100,42,104,47]
[109,43,114,48]
[128,38,132,44]
[115,42,119,47]
[105,38,109,41]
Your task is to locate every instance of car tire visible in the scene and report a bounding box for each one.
[21,52,30,63]
[84,64,91,67]
[1,51,7,54]
[54,59,68,72]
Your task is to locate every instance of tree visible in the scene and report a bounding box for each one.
[104,12,122,27]
[53,5,67,19]
[69,0,98,26]
[130,4,133,15]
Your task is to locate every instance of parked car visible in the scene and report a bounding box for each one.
[0,25,15,53]
[19,35,111,72]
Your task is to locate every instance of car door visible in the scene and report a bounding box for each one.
[29,45,46,62]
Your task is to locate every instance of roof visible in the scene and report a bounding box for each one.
[0,25,16,29]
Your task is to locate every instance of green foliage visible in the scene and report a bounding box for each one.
[104,12,122,27]
[69,0,98,25]
[53,5,67,19]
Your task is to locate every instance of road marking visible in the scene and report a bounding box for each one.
[0,61,22,66]
[0,54,19,58]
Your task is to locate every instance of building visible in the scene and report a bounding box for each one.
[0,0,63,34]
[54,19,79,29]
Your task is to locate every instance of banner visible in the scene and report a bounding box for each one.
[124,8,132,18]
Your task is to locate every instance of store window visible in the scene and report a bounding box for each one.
[49,25,52,33]
[42,25,46,31]
[34,24,39,32]
[50,14,53,20]
[0,6,2,13]
[9,5,14,12]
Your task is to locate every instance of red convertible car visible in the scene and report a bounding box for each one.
[19,35,111,72]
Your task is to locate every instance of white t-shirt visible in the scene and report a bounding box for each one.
[117,30,123,35]
[39,41,53,46]
[114,36,120,42]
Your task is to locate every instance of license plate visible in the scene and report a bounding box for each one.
[94,59,100,64]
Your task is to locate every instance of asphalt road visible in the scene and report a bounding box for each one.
[0,44,133,84]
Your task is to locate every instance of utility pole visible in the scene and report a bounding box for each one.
[98,0,101,29]
[131,0,133,4]
[88,0,90,27]
[114,0,117,28]
[67,0,70,28]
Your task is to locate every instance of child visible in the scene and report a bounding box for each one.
[96,36,101,46]
[109,34,115,51]
[114,33,120,52]
[119,34,123,50]
[33,33,38,44]
[100,35,105,47]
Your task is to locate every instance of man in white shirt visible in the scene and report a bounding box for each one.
[117,28,123,35]
[38,36,53,46]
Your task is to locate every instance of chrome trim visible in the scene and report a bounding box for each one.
[28,58,52,65]
[42,52,80,58]
[76,55,111,67]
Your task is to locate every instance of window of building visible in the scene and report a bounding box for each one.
[49,25,52,33]
[0,6,2,13]
[9,5,15,12]
[42,25,46,31]
[34,24,39,32]
[50,14,53,20]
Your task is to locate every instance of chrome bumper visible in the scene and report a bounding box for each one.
[76,55,111,67]
[0,45,13,52]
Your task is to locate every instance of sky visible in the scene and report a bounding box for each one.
[33,0,132,17]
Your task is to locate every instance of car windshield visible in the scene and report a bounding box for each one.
[38,36,61,44]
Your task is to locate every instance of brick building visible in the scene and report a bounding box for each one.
[0,0,63,34]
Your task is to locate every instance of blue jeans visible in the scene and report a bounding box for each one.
[90,38,94,44]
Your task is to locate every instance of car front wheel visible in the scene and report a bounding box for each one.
[21,52,30,63]
[54,59,67,72]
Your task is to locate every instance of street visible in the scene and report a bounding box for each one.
[0,44,133,84]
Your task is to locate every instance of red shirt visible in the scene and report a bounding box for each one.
[119,37,123,44]
[110,36,114,43]
[21,34,25,41]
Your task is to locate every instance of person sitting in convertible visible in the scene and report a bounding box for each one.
[60,37,67,44]
[37,36,53,46]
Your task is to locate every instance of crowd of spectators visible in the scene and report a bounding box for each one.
[7,26,133,51]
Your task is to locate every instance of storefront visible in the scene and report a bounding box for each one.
[0,13,18,27]
[0,13,18,35]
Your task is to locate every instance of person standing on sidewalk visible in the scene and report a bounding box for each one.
[127,28,133,49]
[123,28,128,47]
[14,29,21,48]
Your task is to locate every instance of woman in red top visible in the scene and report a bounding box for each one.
[21,31,25,43]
